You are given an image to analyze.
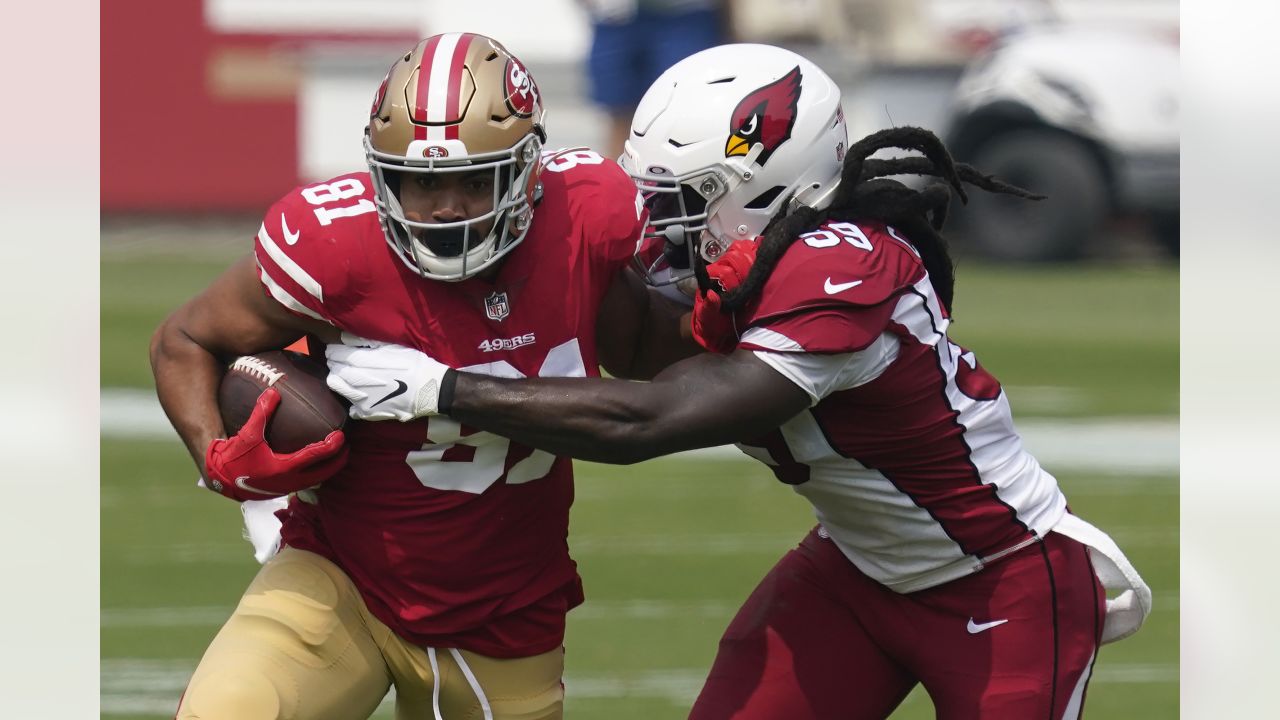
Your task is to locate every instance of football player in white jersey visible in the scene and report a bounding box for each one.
[325,45,1151,719]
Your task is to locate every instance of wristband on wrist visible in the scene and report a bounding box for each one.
[438,368,459,414]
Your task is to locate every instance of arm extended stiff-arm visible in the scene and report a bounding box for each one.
[446,349,811,465]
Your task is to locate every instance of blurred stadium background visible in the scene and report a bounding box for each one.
[102,1,1178,717]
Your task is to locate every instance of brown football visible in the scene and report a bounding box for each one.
[218,350,348,453]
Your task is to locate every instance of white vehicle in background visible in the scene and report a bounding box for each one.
[942,23,1180,261]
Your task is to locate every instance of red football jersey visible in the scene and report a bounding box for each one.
[252,151,643,657]
[734,220,1067,593]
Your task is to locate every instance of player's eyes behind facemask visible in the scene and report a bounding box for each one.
[394,167,503,259]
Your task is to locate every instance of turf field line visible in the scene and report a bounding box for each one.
[574,527,1177,554]
[116,542,257,565]
[572,531,805,554]
[1102,526,1180,548]
[101,606,235,628]
[98,599,739,628]
[101,388,1177,473]
[107,535,800,566]
[102,593,1179,629]
[99,600,744,629]
[573,599,741,619]
[1053,475,1180,495]
[111,526,1175,567]
[99,660,1180,715]
[1003,385,1092,414]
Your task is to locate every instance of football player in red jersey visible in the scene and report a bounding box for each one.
[150,33,695,720]
[325,45,1152,719]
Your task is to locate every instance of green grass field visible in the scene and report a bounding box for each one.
[102,242,1177,718]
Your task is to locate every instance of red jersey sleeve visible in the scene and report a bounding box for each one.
[253,172,377,326]
[543,151,645,277]
[739,221,927,353]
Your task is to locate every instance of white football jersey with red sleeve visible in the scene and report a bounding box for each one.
[734,220,1067,594]
[251,151,644,657]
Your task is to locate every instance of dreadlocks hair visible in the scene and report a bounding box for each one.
[716,126,1043,315]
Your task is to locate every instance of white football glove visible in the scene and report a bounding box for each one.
[325,335,453,421]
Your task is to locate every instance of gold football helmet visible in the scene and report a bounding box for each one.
[365,33,546,281]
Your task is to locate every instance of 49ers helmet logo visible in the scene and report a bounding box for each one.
[725,66,803,166]
[369,57,399,119]
[503,58,540,118]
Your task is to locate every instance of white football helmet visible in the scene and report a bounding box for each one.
[621,44,848,285]
[365,33,546,281]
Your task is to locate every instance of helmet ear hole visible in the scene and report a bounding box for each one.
[744,185,786,210]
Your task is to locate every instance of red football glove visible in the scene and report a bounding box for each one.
[691,239,759,353]
[203,387,349,502]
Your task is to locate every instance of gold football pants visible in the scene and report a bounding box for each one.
[175,547,565,720]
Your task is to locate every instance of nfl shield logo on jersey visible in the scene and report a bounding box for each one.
[485,291,510,321]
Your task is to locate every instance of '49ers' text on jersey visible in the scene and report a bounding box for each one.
[734,220,1067,594]
[252,149,644,657]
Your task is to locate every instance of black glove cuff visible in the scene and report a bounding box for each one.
[438,368,459,414]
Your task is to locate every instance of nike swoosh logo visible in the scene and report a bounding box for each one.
[967,618,1009,634]
[281,213,300,245]
[234,475,278,497]
[371,380,408,407]
[823,277,863,294]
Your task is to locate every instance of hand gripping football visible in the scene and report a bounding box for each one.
[218,350,348,453]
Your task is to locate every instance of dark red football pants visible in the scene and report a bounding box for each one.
[690,527,1104,720]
